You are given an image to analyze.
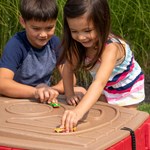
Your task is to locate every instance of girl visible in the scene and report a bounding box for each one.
[60,0,145,132]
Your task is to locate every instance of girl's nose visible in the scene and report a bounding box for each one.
[78,33,86,40]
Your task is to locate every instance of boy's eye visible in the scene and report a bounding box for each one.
[32,28,40,31]
[46,27,53,31]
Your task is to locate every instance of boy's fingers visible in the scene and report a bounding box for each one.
[51,98,58,103]
[49,89,59,100]
[44,90,50,100]
[38,93,45,103]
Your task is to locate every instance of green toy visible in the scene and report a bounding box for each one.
[49,102,60,108]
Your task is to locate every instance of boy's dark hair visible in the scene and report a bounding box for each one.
[60,0,111,70]
[20,0,58,21]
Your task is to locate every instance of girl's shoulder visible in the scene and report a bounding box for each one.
[106,36,120,45]
[103,35,128,66]
[106,34,127,45]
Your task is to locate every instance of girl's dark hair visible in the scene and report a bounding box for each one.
[60,0,111,70]
[20,0,58,21]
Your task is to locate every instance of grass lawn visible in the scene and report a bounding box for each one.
[138,102,150,114]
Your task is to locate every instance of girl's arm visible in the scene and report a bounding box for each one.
[61,43,121,132]
[62,61,79,105]
[51,64,65,94]
[52,63,77,94]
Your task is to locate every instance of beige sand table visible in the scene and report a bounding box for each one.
[0,96,149,150]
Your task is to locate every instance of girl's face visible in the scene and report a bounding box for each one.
[20,17,56,49]
[67,13,98,48]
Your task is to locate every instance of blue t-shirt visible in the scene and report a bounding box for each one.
[0,31,62,86]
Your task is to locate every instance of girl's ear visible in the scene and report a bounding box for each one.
[19,16,26,28]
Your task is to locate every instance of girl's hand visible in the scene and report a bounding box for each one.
[61,109,81,132]
[66,91,85,106]
[35,83,59,103]
[66,95,80,106]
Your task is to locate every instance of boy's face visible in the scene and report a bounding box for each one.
[20,17,56,49]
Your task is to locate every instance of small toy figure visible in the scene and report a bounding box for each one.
[54,127,76,133]
[49,102,60,108]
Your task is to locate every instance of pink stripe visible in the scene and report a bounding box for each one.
[105,74,144,94]
[106,84,144,102]
[106,59,134,86]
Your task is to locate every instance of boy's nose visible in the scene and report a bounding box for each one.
[39,31,47,38]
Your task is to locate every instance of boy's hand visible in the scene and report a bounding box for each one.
[35,83,59,103]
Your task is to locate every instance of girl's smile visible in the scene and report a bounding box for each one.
[67,13,98,48]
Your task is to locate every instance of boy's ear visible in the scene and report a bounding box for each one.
[19,16,26,28]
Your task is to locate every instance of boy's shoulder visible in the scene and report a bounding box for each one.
[48,35,61,49]
[7,31,28,47]
[50,35,60,44]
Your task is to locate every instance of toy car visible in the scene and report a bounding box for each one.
[54,127,77,133]
[49,102,60,108]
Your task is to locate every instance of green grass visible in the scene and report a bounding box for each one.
[0,0,150,74]
[109,0,150,75]
[0,0,149,73]
[138,103,150,114]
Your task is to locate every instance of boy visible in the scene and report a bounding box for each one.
[0,0,86,104]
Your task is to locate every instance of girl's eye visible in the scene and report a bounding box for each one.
[85,29,93,33]
[71,31,77,33]
[85,31,90,33]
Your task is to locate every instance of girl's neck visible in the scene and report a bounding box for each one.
[86,46,98,59]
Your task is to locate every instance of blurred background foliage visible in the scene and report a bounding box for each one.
[0,0,150,87]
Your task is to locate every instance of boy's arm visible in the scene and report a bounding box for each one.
[0,68,59,103]
[0,68,36,98]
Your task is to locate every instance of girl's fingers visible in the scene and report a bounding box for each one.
[71,96,80,106]
[74,96,80,105]
[61,110,68,128]
[61,110,78,132]
[66,98,73,105]
[70,98,76,106]
[65,115,71,132]
[69,117,75,132]
[61,110,71,132]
